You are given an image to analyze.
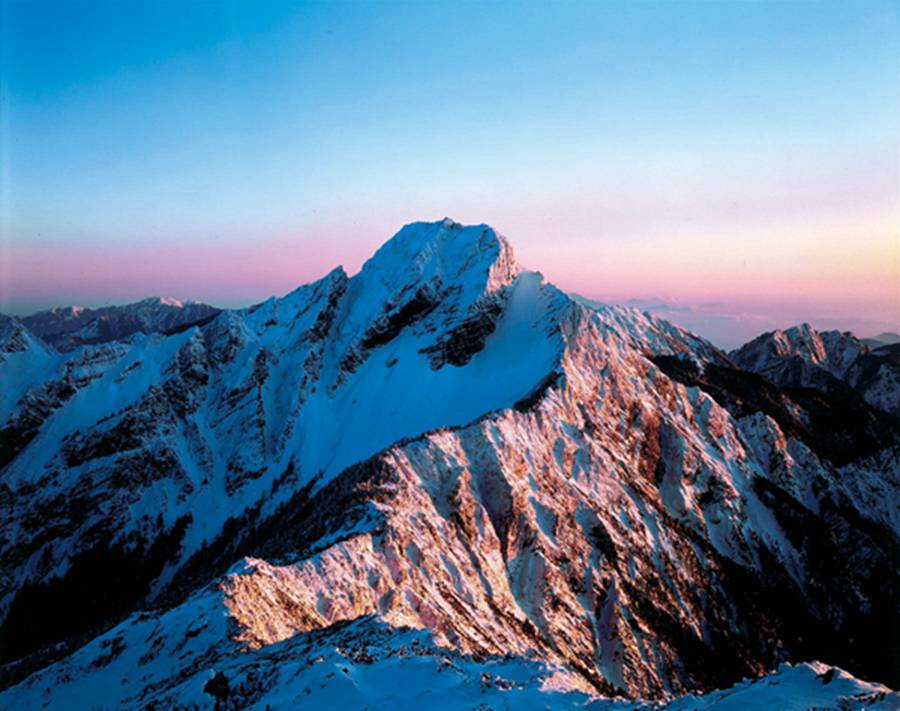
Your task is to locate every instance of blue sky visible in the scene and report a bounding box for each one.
[1,0,897,344]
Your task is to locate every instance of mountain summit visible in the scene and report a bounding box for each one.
[1,220,897,708]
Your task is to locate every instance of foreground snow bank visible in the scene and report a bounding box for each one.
[657,661,898,711]
[2,606,895,710]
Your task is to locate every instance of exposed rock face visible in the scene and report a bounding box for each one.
[1,219,897,706]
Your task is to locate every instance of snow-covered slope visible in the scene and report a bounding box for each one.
[19,296,220,352]
[0,315,57,417]
[2,604,895,710]
[1,219,897,707]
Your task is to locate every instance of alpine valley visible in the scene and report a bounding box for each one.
[1,219,897,709]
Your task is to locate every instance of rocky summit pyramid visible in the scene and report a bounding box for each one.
[1,219,897,709]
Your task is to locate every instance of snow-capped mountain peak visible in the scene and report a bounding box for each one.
[148,296,186,308]
[1,219,897,708]
[355,218,520,299]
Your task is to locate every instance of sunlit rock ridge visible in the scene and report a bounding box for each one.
[1,219,897,709]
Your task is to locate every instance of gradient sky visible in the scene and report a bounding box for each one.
[1,0,898,346]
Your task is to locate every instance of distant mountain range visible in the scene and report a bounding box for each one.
[18,297,221,352]
[730,323,900,417]
[863,332,900,348]
[1,219,897,708]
